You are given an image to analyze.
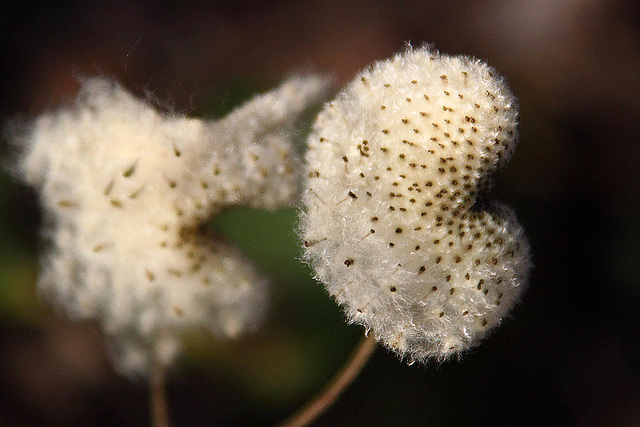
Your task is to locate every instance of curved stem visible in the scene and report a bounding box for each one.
[278,334,377,427]
[150,360,170,427]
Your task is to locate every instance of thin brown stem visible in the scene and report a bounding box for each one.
[278,334,377,427]
[150,360,170,427]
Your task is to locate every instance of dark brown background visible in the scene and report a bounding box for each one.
[1,0,639,425]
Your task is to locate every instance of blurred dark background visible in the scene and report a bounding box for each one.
[1,0,639,425]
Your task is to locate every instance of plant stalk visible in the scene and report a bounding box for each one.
[278,334,377,427]
[151,360,170,427]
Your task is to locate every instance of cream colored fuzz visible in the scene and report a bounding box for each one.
[301,47,531,363]
[15,75,331,376]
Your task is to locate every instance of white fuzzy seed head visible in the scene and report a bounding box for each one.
[301,47,532,363]
[13,75,330,376]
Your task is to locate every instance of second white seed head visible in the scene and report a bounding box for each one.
[14,75,331,376]
[301,46,532,363]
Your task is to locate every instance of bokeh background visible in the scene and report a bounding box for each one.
[1,0,639,425]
